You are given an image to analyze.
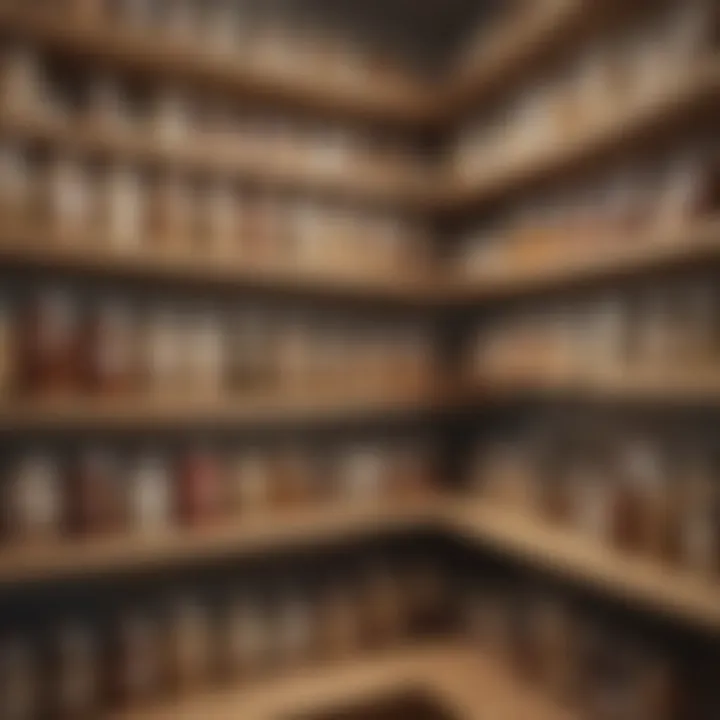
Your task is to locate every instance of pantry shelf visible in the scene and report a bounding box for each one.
[443,58,720,212]
[447,218,720,303]
[0,389,444,432]
[0,8,435,128]
[0,112,436,210]
[447,502,720,632]
[472,370,720,405]
[0,500,437,587]
[0,224,434,305]
[111,641,573,720]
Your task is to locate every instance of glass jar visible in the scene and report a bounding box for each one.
[273,591,314,668]
[103,166,143,252]
[0,144,30,222]
[146,173,192,252]
[1,44,42,118]
[165,598,212,694]
[126,453,172,534]
[2,452,62,542]
[183,311,224,398]
[177,449,223,526]
[46,156,89,238]
[340,446,386,504]
[140,305,182,395]
[0,299,13,398]
[361,563,405,646]
[113,612,161,707]
[72,448,125,536]
[229,452,271,515]
[223,595,271,678]
[317,584,360,660]
[0,638,36,720]
[54,623,97,719]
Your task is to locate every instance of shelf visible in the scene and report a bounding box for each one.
[446,0,588,119]
[111,641,573,720]
[0,387,442,432]
[447,502,720,632]
[471,369,720,405]
[448,219,720,302]
[443,58,720,211]
[0,500,437,587]
[0,222,434,305]
[0,8,435,128]
[0,113,435,211]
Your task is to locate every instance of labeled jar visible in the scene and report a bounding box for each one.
[361,564,405,646]
[140,305,182,395]
[0,638,36,720]
[153,89,190,147]
[2,452,62,542]
[0,144,30,220]
[273,449,314,508]
[126,453,172,534]
[85,299,136,395]
[230,453,271,515]
[340,447,386,503]
[72,449,125,536]
[147,173,192,251]
[177,449,223,526]
[113,612,161,707]
[202,181,237,255]
[317,584,360,660]
[0,300,13,397]
[103,166,144,252]
[183,312,224,397]
[45,155,90,238]
[1,44,42,117]
[165,598,213,694]
[272,591,314,668]
[223,595,271,678]
[20,288,78,396]
[54,623,97,719]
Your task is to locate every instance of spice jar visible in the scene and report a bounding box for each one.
[84,299,136,395]
[464,588,513,664]
[71,448,125,536]
[273,449,315,508]
[113,612,162,707]
[153,88,191,147]
[182,311,224,397]
[87,77,132,131]
[340,447,386,504]
[146,173,192,252]
[20,288,78,396]
[0,144,30,222]
[0,299,13,397]
[223,595,271,679]
[140,305,182,395]
[272,590,314,668]
[126,453,172,534]
[201,180,237,256]
[1,44,42,117]
[317,583,360,660]
[402,562,446,633]
[2,451,62,542]
[569,460,613,544]
[165,598,213,695]
[177,448,223,526]
[229,452,271,515]
[54,623,97,719]
[45,155,90,238]
[361,563,405,646]
[102,166,144,252]
[0,638,36,720]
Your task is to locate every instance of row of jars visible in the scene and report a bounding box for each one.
[0,44,421,175]
[1,440,432,543]
[0,290,434,399]
[458,146,719,278]
[471,424,719,579]
[0,558,446,719]
[471,279,719,381]
[453,0,717,181]
[16,0,415,88]
[461,583,684,720]
[0,144,427,274]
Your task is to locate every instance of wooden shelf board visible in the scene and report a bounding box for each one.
[111,641,572,720]
[447,219,720,303]
[0,500,437,587]
[0,112,436,211]
[0,388,442,432]
[442,59,720,211]
[0,223,434,305]
[0,9,435,128]
[447,502,720,632]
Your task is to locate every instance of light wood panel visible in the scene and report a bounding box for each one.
[448,218,720,303]
[0,499,437,587]
[447,502,720,632]
[0,222,434,305]
[112,641,573,720]
[443,59,720,211]
[0,7,435,127]
[0,387,443,432]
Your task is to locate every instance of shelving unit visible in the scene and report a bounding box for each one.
[0,0,718,717]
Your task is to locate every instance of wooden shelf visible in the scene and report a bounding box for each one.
[447,502,720,632]
[0,112,435,210]
[443,59,720,211]
[448,219,720,302]
[0,500,437,587]
[112,641,573,720]
[471,369,720,405]
[0,222,434,305]
[0,8,435,128]
[0,387,442,432]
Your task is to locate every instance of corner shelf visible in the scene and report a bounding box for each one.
[0,500,437,587]
[110,641,573,720]
[447,502,720,632]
